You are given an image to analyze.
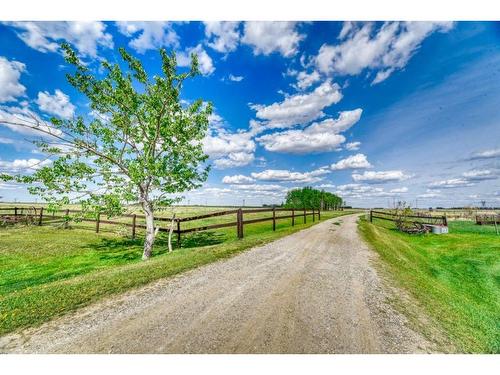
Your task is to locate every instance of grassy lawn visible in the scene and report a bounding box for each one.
[359,216,500,353]
[0,209,354,335]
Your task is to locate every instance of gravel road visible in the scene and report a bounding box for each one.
[0,214,436,353]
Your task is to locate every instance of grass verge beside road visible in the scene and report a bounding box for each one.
[359,217,500,353]
[0,210,354,336]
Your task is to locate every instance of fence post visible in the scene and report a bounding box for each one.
[443,215,447,227]
[64,209,69,229]
[318,209,321,220]
[272,207,276,231]
[96,212,100,233]
[132,214,137,239]
[370,210,373,223]
[240,209,244,238]
[38,207,44,226]
[236,210,240,238]
[14,207,17,217]
[292,208,295,226]
[237,208,243,239]
[303,208,306,224]
[177,219,181,246]
[312,208,315,222]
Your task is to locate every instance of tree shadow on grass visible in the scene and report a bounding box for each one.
[86,231,226,262]
[87,237,144,262]
[179,231,226,249]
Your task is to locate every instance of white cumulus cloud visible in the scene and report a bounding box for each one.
[315,21,453,84]
[462,169,498,181]
[352,170,412,183]
[177,44,215,76]
[468,148,500,160]
[428,178,475,189]
[256,109,362,154]
[0,57,26,103]
[390,187,408,193]
[427,169,497,190]
[222,175,255,184]
[204,22,240,53]
[331,153,371,170]
[251,168,328,183]
[228,74,244,82]
[345,141,361,151]
[230,183,284,192]
[251,81,343,129]
[6,21,113,57]
[293,70,321,91]
[35,89,75,119]
[335,183,400,198]
[257,131,345,154]
[242,22,304,57]
[0,158,52,172]
[116,21,178,53]
[203,129,255,169]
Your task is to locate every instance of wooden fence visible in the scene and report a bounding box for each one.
[476,214,500,225]
[0,206,322,246]
[369,210,447,226]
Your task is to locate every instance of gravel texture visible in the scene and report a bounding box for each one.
[0,214,437,353]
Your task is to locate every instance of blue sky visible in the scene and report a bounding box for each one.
[0,21,499,207]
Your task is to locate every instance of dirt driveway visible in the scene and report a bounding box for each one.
[0,214,436,353]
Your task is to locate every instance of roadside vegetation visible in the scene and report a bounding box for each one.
[359,216,500,353]
[0,208,354,335]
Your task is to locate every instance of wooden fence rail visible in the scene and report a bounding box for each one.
[369,210,447,226]
[476,214,500,225]
[0,206,326,247]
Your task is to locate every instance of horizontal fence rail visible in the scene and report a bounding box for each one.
[0,206,332,248]
[476,214,500,225]
[369,210,447,226]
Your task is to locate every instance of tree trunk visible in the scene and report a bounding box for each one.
[142,202,156,260]
[168,213,176,253]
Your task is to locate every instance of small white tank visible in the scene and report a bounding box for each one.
[428,225,449,234]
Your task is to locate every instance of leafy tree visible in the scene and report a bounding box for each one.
[0,44,211,260]
[284,187,342,210]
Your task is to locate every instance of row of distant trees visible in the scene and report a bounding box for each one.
[284,187,343,211]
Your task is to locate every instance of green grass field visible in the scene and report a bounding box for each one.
[0,207,354,335]
[359,216,500,353]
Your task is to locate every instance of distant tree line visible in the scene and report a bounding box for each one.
[284,187,343,210]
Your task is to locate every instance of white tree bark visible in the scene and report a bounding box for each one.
[142,201,156,260]
[168,213,176,253]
